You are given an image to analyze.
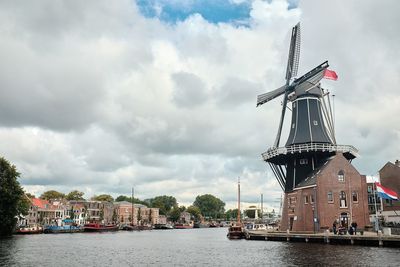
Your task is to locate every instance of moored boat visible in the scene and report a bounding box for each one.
[245,223,267,231]
[83,223,119,232]
[44,225,82,233]
[44,219,83,233]
[120,224,134,231]
[227,224,245,239]
[153,223,174,230]
[15,225,43,235]
[209,222,219,228]
[227,178,245,239]
[193,222,209,228]
[174,223,193,229]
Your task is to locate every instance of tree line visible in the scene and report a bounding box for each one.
[35,190,227,223]
[0,156,232,237]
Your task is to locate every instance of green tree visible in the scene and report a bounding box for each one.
[115,195,148,206]
[168,207,181,222]
[112,208,118,223]
[18,195,31,215]
[225,209,239,221]
[26,193,35,199]
[69,206,75,220]
[66,190,85,201]
[187,205,202,221]
[0,157,25,236]
[148,195,178,215]
[193,194,225,219]
[115,195,130,202]
[40,190,65,200]
[91,194,114,202]
[99,207,104,221]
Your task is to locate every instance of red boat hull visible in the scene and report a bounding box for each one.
[83,223,119,232]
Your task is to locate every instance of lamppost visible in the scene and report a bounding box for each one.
[312,205,315,234]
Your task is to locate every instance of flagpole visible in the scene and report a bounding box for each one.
[372,181,379,232]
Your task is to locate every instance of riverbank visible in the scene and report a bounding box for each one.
[244,230,400,247]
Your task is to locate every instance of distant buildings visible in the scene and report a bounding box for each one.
[22,198,68,226]
[21,198,161,226]
[114,201,160,225]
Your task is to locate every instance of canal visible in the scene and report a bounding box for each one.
[1,228,398,266]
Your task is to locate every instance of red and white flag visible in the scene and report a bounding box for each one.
[323,69,338,80]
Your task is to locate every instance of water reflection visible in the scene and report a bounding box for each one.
[0,228,398,266]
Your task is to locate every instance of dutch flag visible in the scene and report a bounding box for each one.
[375,182,398,200]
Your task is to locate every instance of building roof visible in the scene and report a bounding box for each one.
[31,198,49,209]
[379,160,400,173]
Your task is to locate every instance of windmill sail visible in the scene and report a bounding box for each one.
[285,22,301,81]
[256,85,286,106]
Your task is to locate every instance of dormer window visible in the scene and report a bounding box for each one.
[338,170,345,182]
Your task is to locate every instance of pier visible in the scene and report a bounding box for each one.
[244,230,400,248]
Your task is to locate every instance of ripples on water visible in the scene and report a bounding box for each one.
[0,228,398,266]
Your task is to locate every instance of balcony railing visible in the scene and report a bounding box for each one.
[262,143,359,161]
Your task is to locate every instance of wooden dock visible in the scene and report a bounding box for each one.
[244,230,400,247]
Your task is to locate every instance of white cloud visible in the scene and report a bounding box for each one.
[0,0,398,211]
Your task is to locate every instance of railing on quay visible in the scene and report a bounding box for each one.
[262,143,359,161]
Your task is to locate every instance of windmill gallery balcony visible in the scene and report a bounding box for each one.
[262,143,359,164]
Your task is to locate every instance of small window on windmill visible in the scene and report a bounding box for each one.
[300,158,308,165]
[313,120,318,126]
[292,123,295,129]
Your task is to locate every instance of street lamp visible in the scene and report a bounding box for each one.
[312,205,315,234]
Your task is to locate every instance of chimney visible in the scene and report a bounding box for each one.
[395,160,400,167]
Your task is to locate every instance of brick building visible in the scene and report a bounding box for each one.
[114,201,160,225]
[378,160,400,223]
[280,153,369,232]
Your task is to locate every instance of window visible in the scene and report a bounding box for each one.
[313,120,318,126]
[310,194,314,204]
[338,170,345,182]
[328,191,333,202]
[304,195,308,204]
[352,191,358,202]
[340,191,347,208]
[367,186,372,193]
[300,159,308,165]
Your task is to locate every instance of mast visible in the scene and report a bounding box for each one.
[237,178,241,224]
[261,193,263,222]
[131,187,134,226]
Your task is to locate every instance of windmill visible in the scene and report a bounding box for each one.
[256,23,358,193]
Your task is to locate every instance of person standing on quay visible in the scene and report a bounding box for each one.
[351,222,357,235]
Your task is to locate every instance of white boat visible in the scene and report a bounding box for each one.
[245,223,267,231]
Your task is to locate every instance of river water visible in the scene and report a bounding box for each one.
[0,228,398,266]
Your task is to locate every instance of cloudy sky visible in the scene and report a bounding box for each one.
[0,0,399,210]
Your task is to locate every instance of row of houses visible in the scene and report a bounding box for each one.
[20,199,165,226]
